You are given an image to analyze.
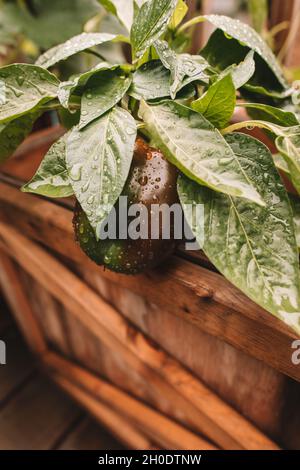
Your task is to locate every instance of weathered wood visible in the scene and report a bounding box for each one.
[0,222,279,450]
[0,250,47,355]
[0,328,35,403]
[0,182,298,383]
[58,416,123,450]
[81,270,298,447]
[0,375,81,450]
[53,374,156,450]
[44,352,217,450]
[19,271,73,357]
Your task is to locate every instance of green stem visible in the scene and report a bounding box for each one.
[178,15,205,34]
[221,120,285,136]
[84,49,107,61]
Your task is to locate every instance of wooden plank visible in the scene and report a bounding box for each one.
[53,374,156,450]
[18,270,72,357]
[0,250,47,355]
[82,272,294,445]
[0,296,13,333]
[0,328,35,403]
[0,223,279,450]
[44,352,217,450]
[0,183,297,382]
[0,375,81,450]
[58,416,123,450]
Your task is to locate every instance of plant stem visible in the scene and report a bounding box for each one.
[178,15,205,34]
[84,49,107,62]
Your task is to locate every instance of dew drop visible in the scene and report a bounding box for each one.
[70,163,82,181]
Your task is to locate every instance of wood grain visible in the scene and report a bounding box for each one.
[53,374,156,450]
[0,222,279,450]
[0,250,47,355]
[45,352,217,450]
[58,417,123,450]
[0,182,298,383]
[0,375,81,450]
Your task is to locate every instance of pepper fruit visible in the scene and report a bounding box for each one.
[73,137,180,274]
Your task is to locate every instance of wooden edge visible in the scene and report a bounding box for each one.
[0,248,47,355]
[43,351,217,451]
[0,222,280,451]
[52,373,156,450]
[12,126,64,159]
[0,182,298,384]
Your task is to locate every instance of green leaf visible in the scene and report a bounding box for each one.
[66,107,136,236]
[139,100,263,205]
[290,195,300,249]
[203,15,288,89]
[0,113,39,163]
[223,119,300,196]
[222,50,256,90]
[178,133,300,335]
[36,32,124,69]
[273,153,290,177]
[191,74,236,129]
[276,133,300,194]
[131,0,177,60]
[243,83,292,99]
[239,103,299,127]
[154,40,210,98]
[129,60,171,100]
[169,0,188,30]
[248,0,268,34]
[0,64,59,123]
[99,0,134,32]
[22,134,74,198]
[58,62,119,109]
[200,28,288,97]
[79,71,132,129]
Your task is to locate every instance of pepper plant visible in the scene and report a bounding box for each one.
[1,0,300,335]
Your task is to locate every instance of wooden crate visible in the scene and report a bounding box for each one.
[0,129,299,450]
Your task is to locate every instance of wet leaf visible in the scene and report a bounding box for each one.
[99,0,134,32]
[79,71,132,129]
[169,0,188,30]
[131,0,177,60]
[276,132,300,194]
[154,40,210,98]
[178,133,300,335]
[192,74,236,129]
[36,32,124,69]
[129,60,171,100]
[240,102,299,127]
[222,50,256,89]
[290,195,300,249]
[22,133,74,197]
[0,64,59,123]
[201,28,288,98]
[58,62,119,109]
[139,100,264,205]
[66,107,136,236]
[0,113,39,163]
[203,14,288,89]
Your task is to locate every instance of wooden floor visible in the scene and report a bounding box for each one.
[0,295,123,450]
